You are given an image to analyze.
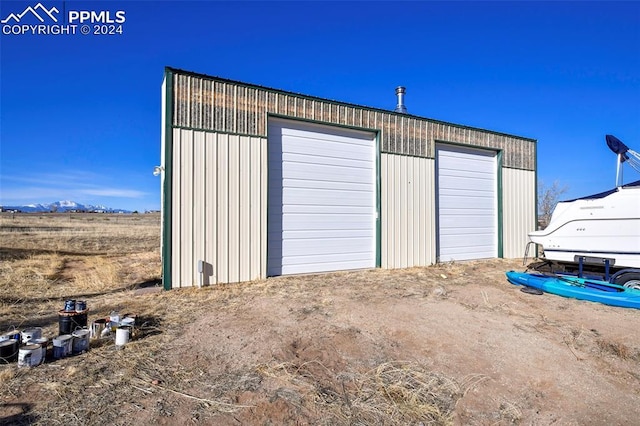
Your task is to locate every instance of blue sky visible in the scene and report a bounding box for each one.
[1,1,639,211]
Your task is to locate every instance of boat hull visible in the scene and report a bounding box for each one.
[506,271,640,309]
[529,183,640,269]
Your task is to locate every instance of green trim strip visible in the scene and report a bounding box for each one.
[534,138,539,254]
[162,68,174,291]
[375,130,382,268]
[497,150,504,258]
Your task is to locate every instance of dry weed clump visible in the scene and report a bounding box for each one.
[596,338,633,359]
[258,361,463,425]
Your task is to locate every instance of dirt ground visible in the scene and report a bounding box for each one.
[1,258,640,425]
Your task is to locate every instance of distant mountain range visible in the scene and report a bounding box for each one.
[1,200,132,214]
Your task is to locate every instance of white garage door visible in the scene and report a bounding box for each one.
[437,145,497,262]
[267,118,376,276]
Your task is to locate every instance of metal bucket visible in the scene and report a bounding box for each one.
[0,339,19,364]
[53,335,73,359]
[18,344,43,368]
[58,309,88,335]
[72,329,90,354]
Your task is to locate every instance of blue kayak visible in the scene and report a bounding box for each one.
[505,271,640,309]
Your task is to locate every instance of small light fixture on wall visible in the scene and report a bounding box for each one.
[153,166,164,176]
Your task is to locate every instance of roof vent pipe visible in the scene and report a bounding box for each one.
[395,86,407,113]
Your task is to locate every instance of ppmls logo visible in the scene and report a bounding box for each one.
[2,2,126,36]
[1,3,59,23]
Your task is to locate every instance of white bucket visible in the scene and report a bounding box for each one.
[121,317,135,327]
[72,329,90,354]
[53,335,73,359]
[18,344,42,367]
[21,327,42,344]
[115,326,130,347]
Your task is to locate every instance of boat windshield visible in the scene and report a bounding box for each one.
[561,179,640,202]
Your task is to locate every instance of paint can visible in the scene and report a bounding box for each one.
[21,327,43,344]
[90,319,109,339]
[58,309,88,335]
[53,335,73,359]
[4,330,21,342]
[75,300,87,312]
[115,326,131,347]
[109,311,121,331]
[64,299,76,312]
[33,337,50,362]
[0,339,19,364]
[72,329,90,354]
[18,344,43,368]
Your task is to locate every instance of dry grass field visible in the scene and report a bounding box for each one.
[1,213,639,425]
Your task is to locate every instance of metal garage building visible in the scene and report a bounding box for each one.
[160,67,536,289]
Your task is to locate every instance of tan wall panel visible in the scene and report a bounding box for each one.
[381,154,436,268]
[193,132,206,287]
[171,129,182,286]
[239,137,250,283]
[171,130,267,287]
[216,135,229,284]
[380,155,389,268]
[204,132,217,285]
[502,168,536,258]
[182,131,193,287]
[228,135,240,283]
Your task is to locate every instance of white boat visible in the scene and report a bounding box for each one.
[528,135,640,270]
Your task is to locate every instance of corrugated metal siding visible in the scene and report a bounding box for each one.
[171,128,267,287]
[172,72,535,170]
[502,167,536,258]
[381,154,435,268]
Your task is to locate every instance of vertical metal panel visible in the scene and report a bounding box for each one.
[216,134,229,283]
[398,155,407,267]
[205,132,217,285]
[381,155,389,268]
[381,154,436,268]
[171,129,182,286]
[260,137,268,279]
[193,131,206,287]
[239,136,251,283]
[181,129,194,287]
[407,157,415,267]
[228,135,240,283]
[250,137,262,280]
[502,168,536,258]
